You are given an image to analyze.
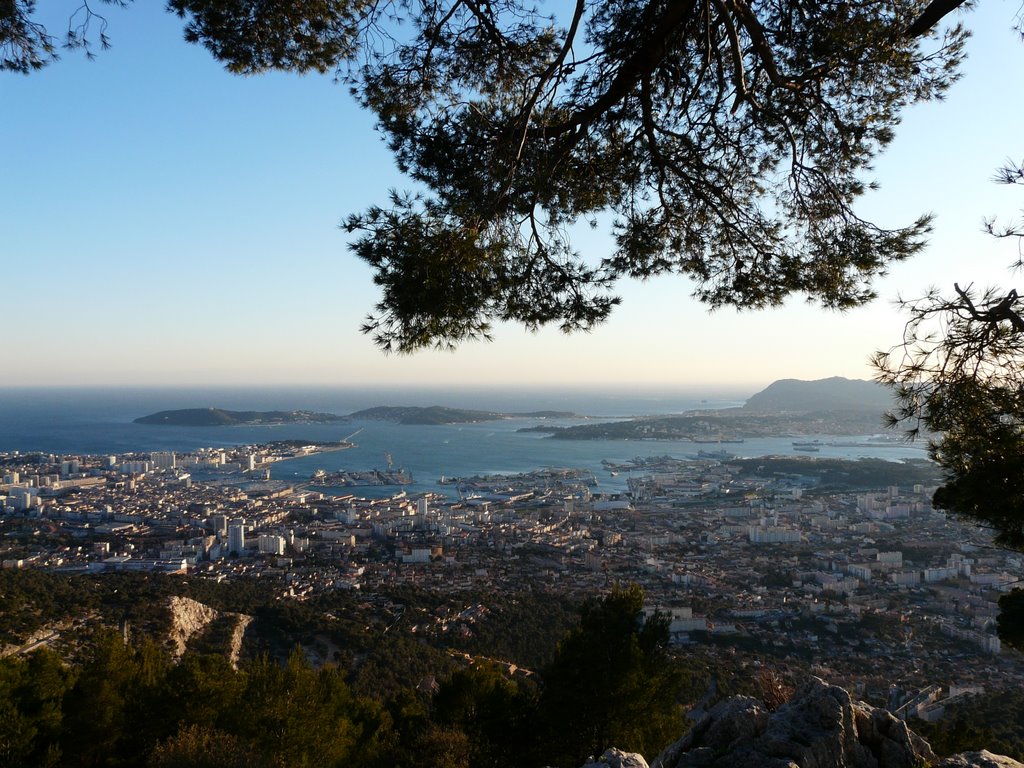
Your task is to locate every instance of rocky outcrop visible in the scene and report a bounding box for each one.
[643,678,1023,768]
[227,614,253,670]
[168,596,219,659]
[584,749,650,768]
[936,754,1024,768]
[167,596,251,666]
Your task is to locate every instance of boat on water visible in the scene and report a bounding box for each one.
[793,445,820,453]
[310,468,413,486]
[311,453,413,486]
[694,449,736,461]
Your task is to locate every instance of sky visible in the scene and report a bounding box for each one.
[3,1,1023,392]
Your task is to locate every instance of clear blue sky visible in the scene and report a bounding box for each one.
[3,2,1022,391]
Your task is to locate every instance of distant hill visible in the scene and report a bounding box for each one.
[349,405,579,425]
[743,377,893,413]
[134,408,346,426]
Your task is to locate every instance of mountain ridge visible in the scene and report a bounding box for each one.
[744,376,892,413]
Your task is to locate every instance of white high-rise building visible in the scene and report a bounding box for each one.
[228,521,246,555]
[258,534,286,556]
[8,487,39,511]
[877,551,903,567]
[150,452,177,470]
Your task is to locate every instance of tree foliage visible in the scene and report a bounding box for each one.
[0,648,68,768]
[432,664,536,768]
[998,588,1024,653]
[912,684,1024,762]
[539,583,683,765]
[343,0,963,350]
[147,724,263,768]
[3,0,967,351]
[862,5,1024,652]
[0,0,129,71]
[0,582,702,767]
[0,632,396,768]
[875,161,1024,552]
[869,90,1024,642]
[167,0,368,74]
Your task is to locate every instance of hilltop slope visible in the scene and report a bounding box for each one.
[744,376,893,413]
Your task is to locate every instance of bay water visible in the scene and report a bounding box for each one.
[0,386,926,498]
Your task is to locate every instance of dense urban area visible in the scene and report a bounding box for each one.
[3,441,1021,707]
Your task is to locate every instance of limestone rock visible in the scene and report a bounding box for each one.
[652,677,940,768]
[602,678,1022,768]
[166,595,251,665]
[936,752,1024,768]
[168,595,219,659]
[227,613,253,670]
[584,748,649,768]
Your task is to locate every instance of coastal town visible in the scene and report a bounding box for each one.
[1,441,1022,723]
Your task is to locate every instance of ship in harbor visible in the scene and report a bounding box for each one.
[693,449,737,461]
[792,440,822,452]
[438,467,597,498]
[311,467,413,487]
[310,451,412,487]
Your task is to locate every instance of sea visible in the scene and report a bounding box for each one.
[0,386,928,498]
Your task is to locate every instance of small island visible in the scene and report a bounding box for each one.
[134,408,347,427]
[135,405,581,427]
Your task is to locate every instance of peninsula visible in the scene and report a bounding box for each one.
[134,408,347,427]
[135,405,580,427]
[520,377,896,440]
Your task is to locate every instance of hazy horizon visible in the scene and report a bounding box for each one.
[0,380,765,395]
